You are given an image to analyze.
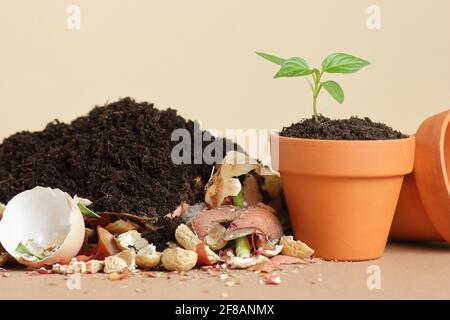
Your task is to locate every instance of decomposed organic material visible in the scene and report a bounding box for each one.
[0,98,236,247]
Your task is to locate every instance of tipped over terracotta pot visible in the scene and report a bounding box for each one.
[272,134,415,261]
[390,110,450,242]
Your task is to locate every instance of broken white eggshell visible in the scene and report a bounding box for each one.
[0,187,85,268]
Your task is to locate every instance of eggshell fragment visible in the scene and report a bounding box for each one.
[115,249,136,270]
[205,151,258,208]
[115,230,148,251]
[104,255,128,274]
[0,187,85,268]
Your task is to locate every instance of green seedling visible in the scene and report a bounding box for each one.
[235,236,251,258]
[233,189,245,209]
[77,202,101,219]
[256,52,370,122]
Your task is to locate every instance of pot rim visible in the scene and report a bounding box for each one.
[271,134,415,177]
[273,132,415,146]
[414,109,450,242]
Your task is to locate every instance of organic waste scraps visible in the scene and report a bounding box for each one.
[0,187,314,281]
[73,191,309,275]
[203,151,290,231]
[15,239,62,262]
[0,97,237,246]
[0,137,309,283]
[51,211,314,276]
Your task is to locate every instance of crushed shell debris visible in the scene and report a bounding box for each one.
[0,152,315,286]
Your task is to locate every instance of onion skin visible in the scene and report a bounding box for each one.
[95,226,121,260]
[225,204,283,242]
[195,243,213,266]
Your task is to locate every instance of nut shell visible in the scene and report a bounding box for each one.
[161,247,197,272]
[280,236,314,259]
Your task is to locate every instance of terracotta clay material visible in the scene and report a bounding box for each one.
[390,110,450,242]
[272,134,415,261]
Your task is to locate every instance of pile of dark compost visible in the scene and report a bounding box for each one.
[0,98,236,248]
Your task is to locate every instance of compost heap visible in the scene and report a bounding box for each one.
[0,98,235,247]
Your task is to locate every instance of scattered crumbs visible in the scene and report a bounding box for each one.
[146,271,164,278]
[225,279,235,287]
[232,275,241,285]
[310,258,324,265]
[135,288,145,293]
[2,272,10,278]
[311,274,323,285]
[221,292,228,298]
[220,273,229,281]
[265,274,281,285]
[201,266,213,271]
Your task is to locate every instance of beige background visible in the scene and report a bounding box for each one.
[0,0,449,142]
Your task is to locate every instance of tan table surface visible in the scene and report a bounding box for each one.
[1,241,449,300]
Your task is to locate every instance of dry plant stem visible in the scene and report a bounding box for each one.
[99,212,158,223]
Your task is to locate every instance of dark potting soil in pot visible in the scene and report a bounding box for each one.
[0,97,237,249]
[280,116,407,140]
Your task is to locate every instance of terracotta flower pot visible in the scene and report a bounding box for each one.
[271,134,415,261]
[390,110,450,242]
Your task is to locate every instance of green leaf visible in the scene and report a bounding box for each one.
[235,237,251,258]
[255,51,286,66]
[322,81,344,103]
[15,242,44,260]
[274,57,313,78]
[322,53,370,74]
[233,189,244,209]
[78,203,101,219]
